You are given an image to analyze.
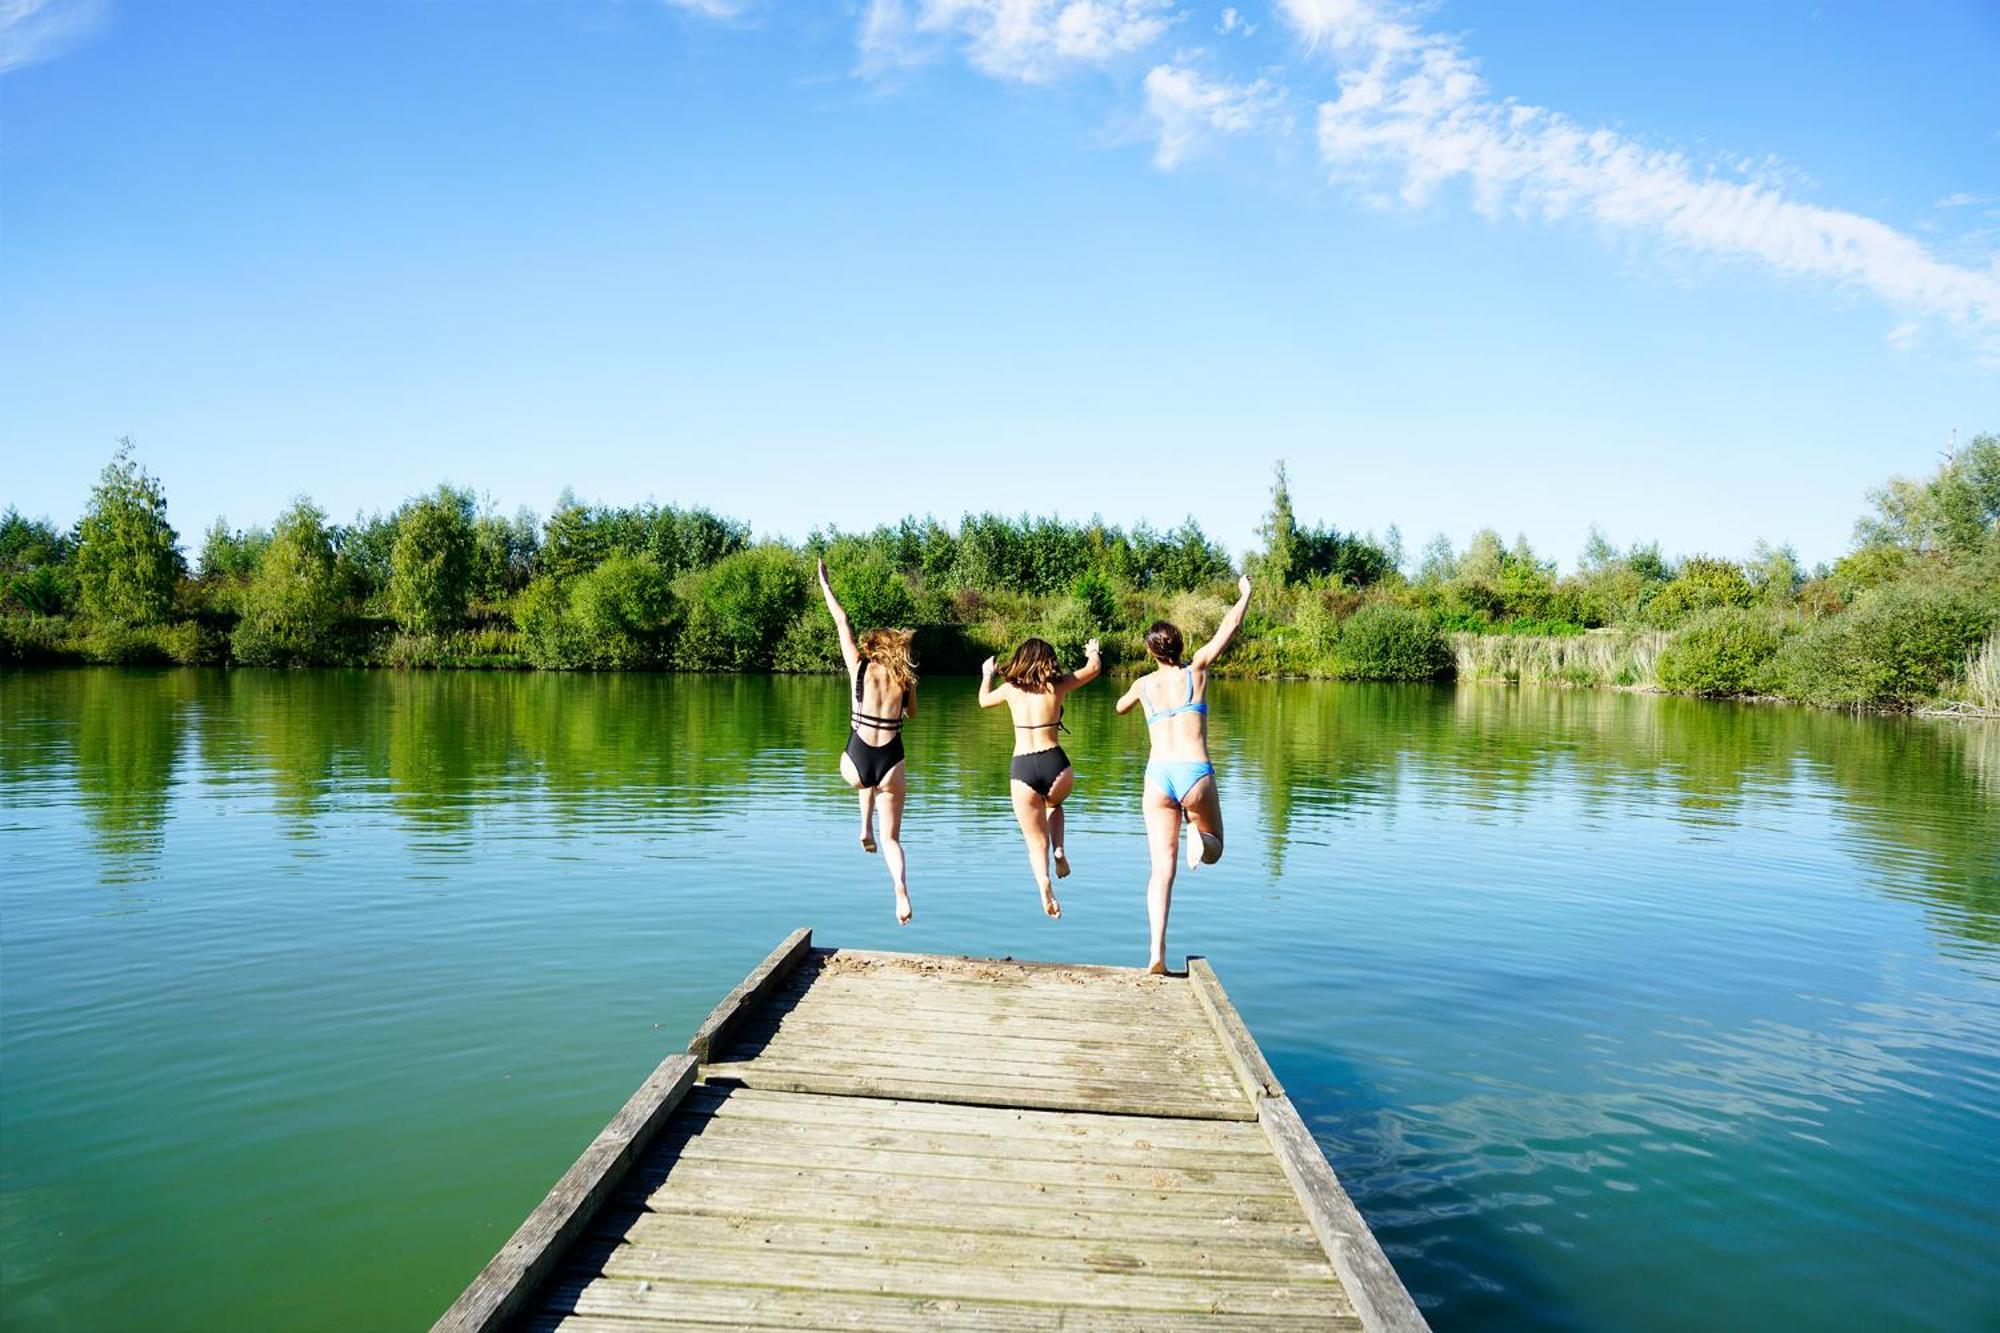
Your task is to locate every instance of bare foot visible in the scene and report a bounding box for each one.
[1147,958,1169,975]
[860,820,877,854]
[1053,848,1071,880]
[1184,822,1220,869]
[1038,882,1062,919]
[894,885,912,925]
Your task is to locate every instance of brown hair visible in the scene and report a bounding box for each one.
[999,637,1060,691]
[857,627,918,694]
[1144,620,1184,666]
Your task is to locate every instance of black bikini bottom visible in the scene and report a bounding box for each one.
[844,730,905,788]
[1009,746,1071,798]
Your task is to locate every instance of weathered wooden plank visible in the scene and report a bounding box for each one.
[678,1085,1264,1153]
[649,1128,1295,1197]
[1187,956,1284,1104]
[718,1035,1243,1092]
[736,1010,1215,1055]
[666,1100,1281,1170]
[624,1158,1307,1221]
[582,1245,1350,1316]
[685,928,813,1062]
[428,1052,697,1333]
[699,1062,1256,1121]
[628,1187,1320,1247]
[604,1213,1335,1279]
[824,947,1162,978]
[776,967,1197,1009]
[534,1279,1360,1331]
[1261,1094,1430,1333]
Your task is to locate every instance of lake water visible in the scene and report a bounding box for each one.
[1,668,1997,1332]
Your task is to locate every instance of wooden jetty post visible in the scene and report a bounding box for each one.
[435,929,1429,1331]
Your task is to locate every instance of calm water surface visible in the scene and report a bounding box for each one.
[2,669,1997,1331]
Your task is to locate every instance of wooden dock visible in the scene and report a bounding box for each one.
[434,930,1428,1332]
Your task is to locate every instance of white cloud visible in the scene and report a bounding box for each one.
[1935,192,1986,210]
[1143,62,1283,168]
[1218,7,1255,36]
[663,0,748,15]
[860,0,1177,82]
[0,0,106,73]
[1275,0,2000,347]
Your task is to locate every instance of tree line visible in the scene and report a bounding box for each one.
[2,434,1996,711]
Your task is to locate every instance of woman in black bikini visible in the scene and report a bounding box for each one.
[977,637,1101,919]
[817,560,916,925]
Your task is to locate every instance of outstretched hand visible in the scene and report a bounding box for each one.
[1237,574,1252,599]
[1084,638,1100,657]
[981,656,997,678]
[816,558,830,586]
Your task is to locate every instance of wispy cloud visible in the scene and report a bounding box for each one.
[662,0,749,16]
[859,0,1176,82]
[1143,62,1284,168]
[1274,0,2000,348]
[0,0,106,74]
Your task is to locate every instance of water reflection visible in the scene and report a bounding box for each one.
[1,668,1995,950]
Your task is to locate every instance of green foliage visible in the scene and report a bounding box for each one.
[1333,604,1453,681]
[1774,579,1998,708]
[513,576,579,669]
[471,506,539,603]
[73,443,184,625]
[828,551,916,630]
[232,499,346,666]
[1857,433,2000,556]
[1655,608,1793,696]
[674,546,808,670]
[540,493,749,584]
[1257,461,1298,586]
[336,512,399,603]
[1070,568,1118,631]
[568,552,680,668]
[388,486,476,634]
[1644,556,1754,627]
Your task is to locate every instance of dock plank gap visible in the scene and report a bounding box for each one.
[434,928,1430,1332]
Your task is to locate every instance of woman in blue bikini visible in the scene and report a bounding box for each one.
[1114,575,1252,973]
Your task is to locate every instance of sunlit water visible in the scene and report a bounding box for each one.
[2,669,1997,1331]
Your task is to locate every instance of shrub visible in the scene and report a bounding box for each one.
[73,443,185,625]
[1644,556,1755,627]
[514,575,580,669]
[569,552,680,668]
[829,552,916,632]
[1956,632,2000,712]
[232,499,345,666]
[1774,580,1998,708]
[1334,604,1452,681]
[1654,608,1792,696]
[389,486,476,634]
[674,546,808,670]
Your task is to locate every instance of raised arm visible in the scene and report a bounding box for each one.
[1190,575,1253,669]
[976,656,1007,708]
[816,559,859,672]
[1114,674,1145,715]
[1056,639,1102,694]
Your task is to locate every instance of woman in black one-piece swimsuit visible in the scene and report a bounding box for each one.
[817,560,917,924]
[978,636,1101,920]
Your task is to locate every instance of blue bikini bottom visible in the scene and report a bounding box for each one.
[1145,760,1215,805]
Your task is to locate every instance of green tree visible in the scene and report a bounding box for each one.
[73,442,184,625]
[0,508,76,615]
[233,499,345,665]
[1257,461,1298,587]
[568,551,681,668]
[1856,434,2000,555]
[388,486,476,634]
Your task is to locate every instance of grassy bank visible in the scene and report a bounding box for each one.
[5,439,1998,715]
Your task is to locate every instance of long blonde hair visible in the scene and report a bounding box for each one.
[857,627,918,694]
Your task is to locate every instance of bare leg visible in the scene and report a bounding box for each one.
[839,751,876,852]
[1180,774,1223,869]
[1010,780,1060,918]
[1142,784,1183,972]
[1046,768,1075,879]
[878,762,911,924]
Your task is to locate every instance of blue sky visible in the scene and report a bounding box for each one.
[2,0,1995,570]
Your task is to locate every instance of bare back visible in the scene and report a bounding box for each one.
[1136,664,1210,762]
[851,660,907,746]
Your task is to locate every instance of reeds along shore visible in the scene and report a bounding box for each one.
[4,439,1998,714]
